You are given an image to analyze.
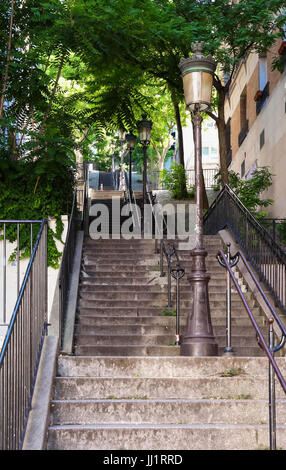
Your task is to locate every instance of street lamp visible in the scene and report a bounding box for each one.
[125,133,136,193]
[119,129,126,190]
[178,42,218,356]
[137,114,152,207]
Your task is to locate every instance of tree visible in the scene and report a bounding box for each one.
[171,0,286,184]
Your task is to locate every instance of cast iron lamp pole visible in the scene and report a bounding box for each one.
[178,42,218,356]
[137,115,152,227]
[125,133,137,193]
[119,129,126,191]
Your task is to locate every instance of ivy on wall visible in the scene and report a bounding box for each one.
[0,156,75,268]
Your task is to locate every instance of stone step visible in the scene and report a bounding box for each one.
[46,423,286,450]
[73,344,266,357]
[56,356,286,378]
[53,376,285,400]
[76,306,261,317]
[74,323,267,337]
[73,333,262,348]
[79,285,247,296]
[77,297,256,309]
[49,398,286,426]
[76,314,266,328]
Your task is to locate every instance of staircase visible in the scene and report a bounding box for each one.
[46,235,286,450]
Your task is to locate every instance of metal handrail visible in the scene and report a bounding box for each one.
[217,247,286,450]
[204,184,286,314]
[0,219,48,450]
[0,219,43,325]
[217,248,286,391]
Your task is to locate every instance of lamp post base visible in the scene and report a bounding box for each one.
[180,248,218,357]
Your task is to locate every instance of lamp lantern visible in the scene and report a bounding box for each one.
[178,42,216,111]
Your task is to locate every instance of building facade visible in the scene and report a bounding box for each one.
[225,38,286,217]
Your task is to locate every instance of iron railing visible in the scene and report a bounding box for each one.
[260,218,286,246]
[217,245,286,450]
[204,185,286,315]
[160,239,185,345]
[0,220,43,326]
[149,168,218,191]
[0,219,47,450]
[58,189,83,348]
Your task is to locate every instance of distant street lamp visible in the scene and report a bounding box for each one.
[119,129,126,191]
[125,133,137,193]
[178,42,218,356]
[137,114,152,207]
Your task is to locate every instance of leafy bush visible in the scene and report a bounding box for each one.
[214,166,274,216]
[0,156,75,268]
[160,162,194,200]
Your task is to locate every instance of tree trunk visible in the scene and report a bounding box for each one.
[39,54,65,135]
[191,117,209,211]
[170,89,189,199]
[172,97,184,166]
[0,0,14,122]
[211,82,229,186]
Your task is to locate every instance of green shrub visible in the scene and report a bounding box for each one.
[0,156,75,268]
[214,166,274,216]
[160,162,193,200]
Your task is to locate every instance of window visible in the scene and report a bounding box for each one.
[238,90,249,147]
[226,118,232,166]
[240,89,247,129]
[255,55,269,115]
[260,130,265,149]
[259,56,267,91]
[202,147,209,156]
[241,160,245,178]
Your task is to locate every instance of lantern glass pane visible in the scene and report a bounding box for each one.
[183,71,213,111]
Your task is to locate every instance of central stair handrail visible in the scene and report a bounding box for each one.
[217,247,286,450]
[204,184,286,315]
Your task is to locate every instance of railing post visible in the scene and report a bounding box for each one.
[160,239,165,277]
[216,243,239,356]
[225,243,234,356]
[268,318,277,451]
[171,264,185,346]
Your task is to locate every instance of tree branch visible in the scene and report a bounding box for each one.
[0,0,15,121]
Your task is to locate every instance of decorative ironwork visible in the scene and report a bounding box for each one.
[216,243,240,355]
[204,185,286,315]
[238,119,249,146]
[0,219,48,450]
[217,246,286,451]
[256,81,269,115]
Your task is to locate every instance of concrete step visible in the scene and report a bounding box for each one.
[74,331,263,347]
[73,344,266,357]
[77,298,256,309]
[52,375,286,400]
[49,398,286,426]
[76,306,262,318]
[79,284,249,297]
[76,314,266,328]
[46,423,286,450]
[56,356,286,378]
[75,323,267,338]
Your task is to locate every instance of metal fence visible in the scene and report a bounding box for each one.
[260,218,286,246]
[149,168,218,191]
[204,185,286,315]
[58,189,83,348]
[0,219,47,450]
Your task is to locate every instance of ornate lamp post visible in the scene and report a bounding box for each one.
[137,114,152,207]
[125,133,137,193]
[178,42,218,356]
[119,129,126,190]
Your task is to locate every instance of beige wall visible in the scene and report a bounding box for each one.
[229,68,286,217]
[225,39,286,218]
